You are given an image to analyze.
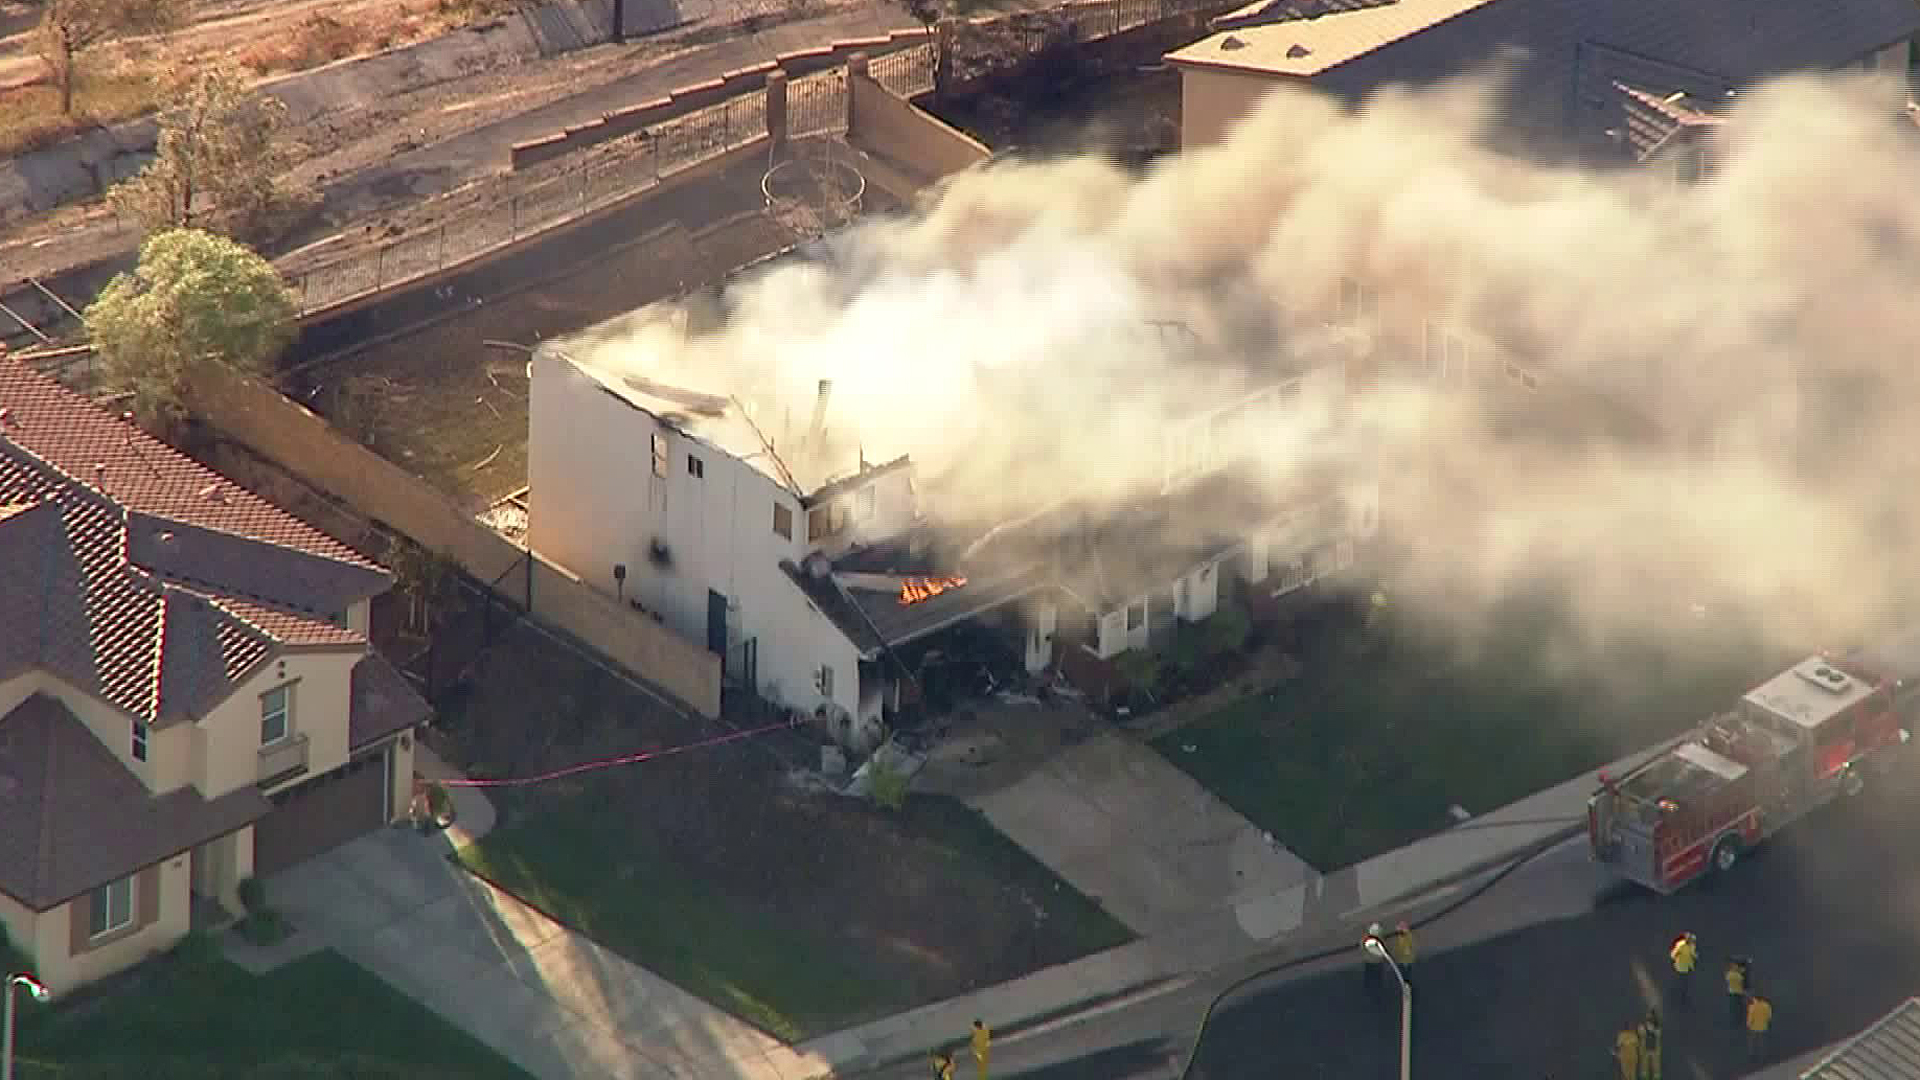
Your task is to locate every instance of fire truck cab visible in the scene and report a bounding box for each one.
[1589,654,1910,893]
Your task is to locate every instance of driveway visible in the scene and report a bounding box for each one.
[920,703,1320,938]
[243,826,831,1080]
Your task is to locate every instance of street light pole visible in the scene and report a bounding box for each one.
[1362,935,1412,1080]
[4,973,50,1080]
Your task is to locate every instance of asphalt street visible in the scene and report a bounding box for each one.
[872,757,1920,1080]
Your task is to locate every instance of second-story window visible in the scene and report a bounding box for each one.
[687,454,705,479]
[807,507,832,543]
[132,719,148,762]
[856,485,876,521]
[261,685,293,745]
[773,503,794,540]
[651,433,668,478]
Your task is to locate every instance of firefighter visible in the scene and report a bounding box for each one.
[1667,932,1697,1005]
[1613,1023,1641,1080]
[931,1051,955,1080]
[1725,956,1750,1027]
[1638,1008,1663,1080]
[1746,992,1773,1062]
[970,1019,991,1080]
[1363,922,1386,997]
[1389,920,1416,986]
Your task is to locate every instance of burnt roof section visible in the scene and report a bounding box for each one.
[0,359,380,725]
[1614,83,1727,159]
[784,559,1049,656]
[0,693,271,910]
[1801,997,1920,1080]
[804,456,912,508]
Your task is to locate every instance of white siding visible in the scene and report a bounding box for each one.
[1097,610,1128,660]
[1183,562,1221,621]
[1025,602,1058,674]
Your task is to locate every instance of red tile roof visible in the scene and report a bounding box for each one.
[0,359,393,725]
[0,693,271,911]
[1615,82,1725,159]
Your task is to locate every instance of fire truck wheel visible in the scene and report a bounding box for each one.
[1712,837,1742,875]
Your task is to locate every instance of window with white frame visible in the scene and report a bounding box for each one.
[816,664,835,698]
[131,719,148,762]
[773,503,794,540]
[89,875,133,937]
[1126,600,1146,631]
[261,685,292,745]
[686,454,705,479]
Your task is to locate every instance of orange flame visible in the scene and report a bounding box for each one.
[900,576,968,605]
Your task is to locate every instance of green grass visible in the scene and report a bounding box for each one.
[898,795,1135,956]
[0,74,163,158]
[1153,589,1787,871]
[8,940,531,1080]
[457,798,885,1042]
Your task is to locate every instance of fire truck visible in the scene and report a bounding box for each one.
[1588,638,1920,893]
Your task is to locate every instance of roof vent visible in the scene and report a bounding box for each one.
[197,483,228,503]
[1286,42,1311,59]
[1796,662,1852,694]
[1221,34,1247,50]
[92,463,105,487]
[156,531,176,546]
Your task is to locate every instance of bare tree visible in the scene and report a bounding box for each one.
[35,0,184,115]
[108,66,290,237]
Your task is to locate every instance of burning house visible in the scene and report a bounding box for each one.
[526,279,1379,751]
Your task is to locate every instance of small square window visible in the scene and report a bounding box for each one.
[131,719,148,762]
[89,875,133,937]
[651,433,668,478]
[773,503,794,540]
[687,454,705,479]
[261,685,292,745]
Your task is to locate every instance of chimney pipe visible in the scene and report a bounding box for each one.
[806,379,833,455]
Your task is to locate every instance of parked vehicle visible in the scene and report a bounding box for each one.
[1588,641,1918,893]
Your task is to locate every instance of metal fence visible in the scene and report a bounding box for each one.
[288,93,767,314]
[788,68,851,139]
[284,0,1214,316]
[871,43,938,99]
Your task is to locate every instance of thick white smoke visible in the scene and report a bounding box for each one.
[567,69,1920,657]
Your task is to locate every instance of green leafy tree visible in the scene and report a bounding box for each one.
[82,228,297,425]
[35,0,183,115]
[109,66,291,236]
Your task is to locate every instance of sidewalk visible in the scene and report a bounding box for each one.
[792,743,1664,1075]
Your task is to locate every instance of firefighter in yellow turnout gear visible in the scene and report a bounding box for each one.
[970,1019,991,1080]
[1613,1024,1641,1080]
[1668,933,1697,1005]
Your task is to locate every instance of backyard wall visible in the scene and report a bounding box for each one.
[185,367,723,719]
[846,67,991,198]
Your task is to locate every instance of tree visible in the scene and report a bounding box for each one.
[108,66,290,237]
[82,228,297,425]
[385,537,461,634]
[35,0,183,115]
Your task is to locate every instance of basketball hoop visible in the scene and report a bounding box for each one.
[763,136,867,243]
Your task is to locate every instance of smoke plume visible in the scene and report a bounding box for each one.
[569,69,1920,658]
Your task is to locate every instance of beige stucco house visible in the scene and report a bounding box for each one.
[0,357,429,997]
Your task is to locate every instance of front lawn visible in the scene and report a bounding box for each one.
[6,938,530,1080]
[439,621,1132,1044]
[1153,586,1788,871]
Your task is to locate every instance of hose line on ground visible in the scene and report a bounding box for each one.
[1172,825,1582,1080]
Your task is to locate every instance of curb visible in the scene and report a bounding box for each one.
[1356,821,1587,917]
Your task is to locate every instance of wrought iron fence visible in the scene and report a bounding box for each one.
[788,68,851,139]
[287,93,767,315]
[871,43,938,98]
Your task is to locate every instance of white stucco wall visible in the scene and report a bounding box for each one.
[1182,562,1222,621]
[1176,65,1300,150]
[808,465,917,558]
[1025,602,1058,673]
[46,857,191,996]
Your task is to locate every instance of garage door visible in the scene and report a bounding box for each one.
[253,748,390,876]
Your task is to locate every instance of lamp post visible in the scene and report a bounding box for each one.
[1361,935,1411,1080]
[3,973,49,1080]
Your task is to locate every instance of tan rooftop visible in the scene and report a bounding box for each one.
[1166,0,1502,77]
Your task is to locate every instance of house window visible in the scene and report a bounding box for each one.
[817,664,835,698]
[651,433,668,478]
[856,485,876,521]
[88,875,133,938]
[807,507,832,542]
[261,685,292,745]
[131,719,148,762]
[1338,276,1375,321]
[1126,601,1146,631]
[830,500,850,534]
[687,454,705,479]
[773,503,794,540]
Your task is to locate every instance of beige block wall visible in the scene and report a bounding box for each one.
[0,671,154,791]
[36,857,190,997]
[848,73,990,181]
[202,650,361,799]
[387,735,416,825]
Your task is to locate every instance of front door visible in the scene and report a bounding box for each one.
[708,589,728,656]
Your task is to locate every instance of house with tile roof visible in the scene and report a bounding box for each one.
[1165,0,1920,158]
[0,356,429,997]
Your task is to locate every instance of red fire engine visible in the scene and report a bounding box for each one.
[1589,644,1918,893]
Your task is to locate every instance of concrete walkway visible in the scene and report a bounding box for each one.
[949,717,1318,937]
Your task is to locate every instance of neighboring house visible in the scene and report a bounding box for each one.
[527,295,1378,750]
[1165,0,1920,158]
[1795,997,1920,1079]
[0,357,428,997]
